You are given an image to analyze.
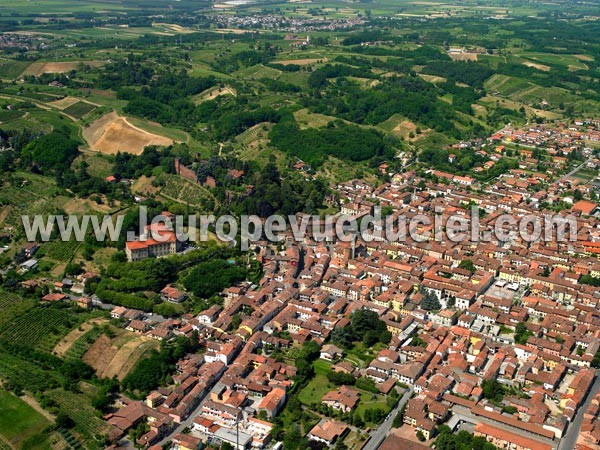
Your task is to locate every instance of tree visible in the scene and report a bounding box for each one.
[416,430,426,441]
[481,379,504,403]
[421,289,441,311]
[331,309,391,349]
[458,259,476,274]
[514,322,533,345]
[23,132,80,174]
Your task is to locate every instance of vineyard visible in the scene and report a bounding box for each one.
[0,290,35,328]
[0,306,84,353]
[0,351,63,392]
[64,326,104,361]
[159,174,217,209]
[37,240,81,262]
[46,389,111,449]
[63,101,96,120]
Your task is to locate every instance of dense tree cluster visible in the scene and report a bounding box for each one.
[183,259,246,298]
[435,426,498,450]
[422,61,493,89]
[270,118,395,167]
[22,131,79,174]
[331,309,391,349]
[122,333,200,396]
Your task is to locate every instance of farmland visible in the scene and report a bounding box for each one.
[0,290,35,329]
[0,307,79,351]
[46,388,111,448]
[158,173,218,210]
[0,390,51,450]
[62,101,96,119]
[82,328,160,381]
[83,111,174,155]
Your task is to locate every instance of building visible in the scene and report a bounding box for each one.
[125,231,182,262]
[321,386,360,413]
[307,419,349,446]
[474,423,553,450]
[125,221,183,262]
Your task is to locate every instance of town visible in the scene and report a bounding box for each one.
[25,120,593,450]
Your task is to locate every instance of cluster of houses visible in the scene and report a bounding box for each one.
[97,120,600,449]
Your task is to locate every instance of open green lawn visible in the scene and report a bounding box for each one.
[570,167,598,182]
[0,390,51,450]
[298,359,334,405]
[355,392,392,426]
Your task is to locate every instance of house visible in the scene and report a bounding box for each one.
[257,387,286,419]
[111,306,127,319]
[320,344,344,361]
[160,285,187,303]
[127,320,149,334]
[307,419,349,446]
[198,305,222,325]
[19,259,38,272]
[572,200,597,216]
[321,386,360,413]
[474,423,552,450]
[42,293,66,302]
[172,433,202,450]
[379,430,430,450]
[77,296,93,309]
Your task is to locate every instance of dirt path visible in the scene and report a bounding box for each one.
[53,318,107,357]
[20,395,55,423]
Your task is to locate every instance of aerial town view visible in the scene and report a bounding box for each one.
[0,1,599,450]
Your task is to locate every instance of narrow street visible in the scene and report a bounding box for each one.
[362,387,413,450]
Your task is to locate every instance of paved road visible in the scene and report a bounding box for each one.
[154,392,208,447]
[558,370,600,450]
[560,157,593,182]
[363,387,414,450]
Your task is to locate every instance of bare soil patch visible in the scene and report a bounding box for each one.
[53,318,108,357]
[275,58,327,65]
[83,331,159,381]
[523,61,551,71]
[83,111,173,155]
[47,96,79,110]
[22,61,105,77]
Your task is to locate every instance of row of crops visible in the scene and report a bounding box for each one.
[0,290,35,328]
[0,351,64,392]
[64,327,104,361]
[47,389,110,448]
[37,240,81,262]
[0,307,80,352]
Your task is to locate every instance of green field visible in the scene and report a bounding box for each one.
[0,307,84,353]
[0,290,36,329]
[298,360,334,406]
[63,101,96,119]
[0,390,51,450]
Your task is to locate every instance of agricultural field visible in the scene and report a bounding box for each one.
[0,306,93,353]
[0,390,51,450]
[62,101,97,119]
[158,173,218,210]
[53,318,108,358]
[83,111,174,155]
[37,240,82,263]
[0,290,35,329]
[22,61,106,77]
[82,328,160,381]
[46,388,111,449]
